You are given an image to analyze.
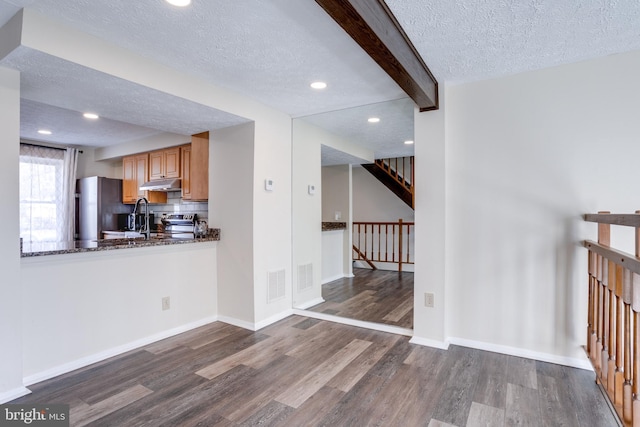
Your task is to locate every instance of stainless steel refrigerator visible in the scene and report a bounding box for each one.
[76,176,132,240]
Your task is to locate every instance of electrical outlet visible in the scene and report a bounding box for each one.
[425,293,435,308]
[162,296,170,311]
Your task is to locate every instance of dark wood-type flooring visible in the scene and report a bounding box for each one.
[309,268,413,329]
[12,316,616,426]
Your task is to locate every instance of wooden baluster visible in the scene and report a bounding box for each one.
[587,251,595,357]
[591,252,599,363]
[603,259,611,391]
[617,284,624,406]
[595,254,603,376]
[597,212,611,379]
[377,224,381,262]
[398,219,404,273]
[625,300,633,423]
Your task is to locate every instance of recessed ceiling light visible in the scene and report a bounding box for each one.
[310,81,327,90]
[37,130,52,135]
[404,140,414,145]
[166,0,191,6]
[83,113,99,119]
[368,117,380,123]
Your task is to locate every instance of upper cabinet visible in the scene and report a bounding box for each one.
[149,146,181,180]
[122,153,167,204]
[122,133,208,203]
[186,132,209,201]
[181,144,192,200]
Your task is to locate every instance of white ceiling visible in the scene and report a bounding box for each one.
[1,0,639,164]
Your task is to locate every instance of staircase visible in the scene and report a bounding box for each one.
[362,157,414,209]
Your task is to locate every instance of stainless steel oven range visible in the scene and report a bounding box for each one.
[160,213,196,239]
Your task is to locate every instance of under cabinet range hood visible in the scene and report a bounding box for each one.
[139,178,181,192]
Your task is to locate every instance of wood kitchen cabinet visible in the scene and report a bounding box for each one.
[149,147,181,180]
[122,154,167,204]
[182,131,209,201]
[180,144,192,200]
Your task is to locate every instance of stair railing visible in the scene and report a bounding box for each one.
[375,156,414,189]
[584,210,640,426]
[352,219,414,272]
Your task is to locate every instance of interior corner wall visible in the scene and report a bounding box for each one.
[0,66,24,401]
[252,113,293,325]
[211,123,256,325]
[445,49,640,362]
[321,165,350,222]
[75,148,120,179]
[351,165,415,222]
[413,96,447,345]
[292,120,323,308]
[321,164,353,278]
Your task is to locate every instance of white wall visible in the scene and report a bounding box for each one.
[0,66,26,402]
[76,147,119,179]
[21,242,217,382]
[352,165,415,223]
[322,165,350,222]
[252,114,293,326]
[292,120,323,308]
[439,49,640,363]
[321,164,353,277]
[210,123,255,325]
[94,132,191,162]
[412,95,448,348]
[322,230,345,283]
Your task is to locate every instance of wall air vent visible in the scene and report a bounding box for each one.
[268,269,286,303]
[297,263,313,291]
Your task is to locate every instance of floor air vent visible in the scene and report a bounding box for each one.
[268,269,286,303]
[297,263,313,291]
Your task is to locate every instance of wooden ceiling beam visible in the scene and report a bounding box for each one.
[316,0,439,111]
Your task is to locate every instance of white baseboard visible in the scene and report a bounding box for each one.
[254,310,295,330]
[409,336,450,350]
[321,274,345,284]
[217,315,257,331]
[293,297,325,310]
[218,310,297,332]
[23,316,219,386]
[0,386,31,404]
[447,337,593,371]
[292,309,413,337]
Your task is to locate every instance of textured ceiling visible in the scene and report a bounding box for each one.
[386,0,640,83]
[302,98,415,164]
[1,0,639,164]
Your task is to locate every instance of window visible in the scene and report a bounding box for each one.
[19,144,66,242]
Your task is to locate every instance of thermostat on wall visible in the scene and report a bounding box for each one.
[265,178,274,191]
[308,184,316,195]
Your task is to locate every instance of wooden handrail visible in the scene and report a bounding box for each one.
[583,240,640,276]
[375,157,414,192]
[352,219,414,272]
[584,211,640,426]
[584,213,640,227]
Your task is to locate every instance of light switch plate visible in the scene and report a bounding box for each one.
[308,184,316,195]
[265,178,274,191]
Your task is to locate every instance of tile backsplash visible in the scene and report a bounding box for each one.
[148,191,208,224]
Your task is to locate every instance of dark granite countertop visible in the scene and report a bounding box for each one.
[322,222,347,231]
[21,229,220,258]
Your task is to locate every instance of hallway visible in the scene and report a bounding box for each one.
[309,268,413,329]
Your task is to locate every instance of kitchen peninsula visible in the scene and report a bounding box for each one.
[20,229,220,257]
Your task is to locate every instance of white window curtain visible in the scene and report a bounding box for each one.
[19,144,79,243]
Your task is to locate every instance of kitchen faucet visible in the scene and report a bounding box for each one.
[133,197,150,240]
